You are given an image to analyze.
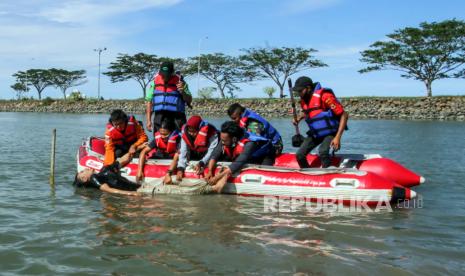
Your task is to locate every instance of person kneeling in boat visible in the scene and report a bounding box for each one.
[227,103,283,156]
[176,115,219,182]
[136,119,181,184]
[292,76,348,168]
[104,109,148,166]
[74,153,140,196]
[206,121,273,193]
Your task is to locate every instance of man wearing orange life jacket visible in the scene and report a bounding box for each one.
[136,119,181,184]
[145,61,192,132]
[104,109,148,166]
[292,77,349,168]
[206,121,273,193]
[175,115,219,182]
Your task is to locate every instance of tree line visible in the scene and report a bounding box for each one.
[11,19,465,99]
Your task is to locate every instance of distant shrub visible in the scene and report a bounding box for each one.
[263,87,276,98]
[42,97,55,106]
[68,91,84,101]
[198,87,216,99]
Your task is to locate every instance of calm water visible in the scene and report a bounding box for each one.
[1,112,464,275]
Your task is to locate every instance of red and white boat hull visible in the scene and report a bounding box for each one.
[77,137,419,206]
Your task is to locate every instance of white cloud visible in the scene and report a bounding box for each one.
[317,45,367,57]
[37,0,181,24]
[0,0,183,99]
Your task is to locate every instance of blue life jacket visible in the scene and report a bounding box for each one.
[245,132,272,159]
[152,74,186,113]
[301,83,341,139]
[304,109,340,138]
[240,109,282,146]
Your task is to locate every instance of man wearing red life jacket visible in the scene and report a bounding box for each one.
[136,119,181,184]
[206,121,273,193]
[292,76,349,168]
[145,61,192,132]
[176,115,219,182]
[104,109,148,166]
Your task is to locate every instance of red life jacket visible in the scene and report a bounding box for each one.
[147,131,179,158]
[154,74,180,92]
[301,88,341,138]
[181,122,217,153]
[300,88,336,118]
[223,138,249,160]
[106,116,138,145]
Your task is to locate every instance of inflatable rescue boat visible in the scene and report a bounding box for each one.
[77,137,422,205]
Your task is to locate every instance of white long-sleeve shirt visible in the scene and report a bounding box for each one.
[177,133,219,169]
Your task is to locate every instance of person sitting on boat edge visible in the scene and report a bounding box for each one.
[292,76,349,168]
[104,109,148,166]
[227,103,283,156]
[74,153,140,196]
[176,115,219,182]
[206,121,273,193]
[145,61,192,132]
[136,119,181,184]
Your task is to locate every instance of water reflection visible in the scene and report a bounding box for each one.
[2,113,465,274]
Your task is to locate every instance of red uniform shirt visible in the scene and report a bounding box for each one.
[320,92,344,116]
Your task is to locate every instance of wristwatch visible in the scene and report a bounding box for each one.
[166,169,173,175]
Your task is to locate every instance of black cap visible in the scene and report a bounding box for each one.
[292,76,313,92]
[159,61,174,77]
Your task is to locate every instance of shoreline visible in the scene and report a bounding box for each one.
[1,96,464,121]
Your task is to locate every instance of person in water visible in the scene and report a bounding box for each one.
[176,115,219,182]
[206,121,273,193]
[227,103,283,156]
[104,109,148,166]
[74,153,140,196]
[136,119,181,184]
[292,76,349,168]
[145,61,192,132]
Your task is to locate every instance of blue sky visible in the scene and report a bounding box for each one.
[1,0,464,100]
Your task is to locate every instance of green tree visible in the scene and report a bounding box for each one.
[105,53,193,98]
[49,69,87,99]
[11,82,29,99]
[197,86,216,99]
[104,53,161,98]
[263,86,276,98]
[192,53,260,98]
[159,57,196,77]
[12,69,53,99]
[241,47,327,98]
[359,19,465,97]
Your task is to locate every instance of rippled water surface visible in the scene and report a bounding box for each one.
[1,112,464,275]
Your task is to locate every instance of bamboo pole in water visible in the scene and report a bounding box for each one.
[50,129,56,186]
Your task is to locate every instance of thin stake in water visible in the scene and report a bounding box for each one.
[50,128,56,186]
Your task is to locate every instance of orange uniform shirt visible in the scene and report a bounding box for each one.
[103,123,148,165]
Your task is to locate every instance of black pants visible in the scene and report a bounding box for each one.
[114,144,130,158]
[296,135,334,168]
[153,110,187,132]
[259,149,276,166]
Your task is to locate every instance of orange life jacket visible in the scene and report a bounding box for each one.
[181,122,217,153]
[223,138,249,160]
[147,131,179,158]
[222,132,271,161]
[155,131,179,154]
[154,74,179,92]
[106,116,138,145]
